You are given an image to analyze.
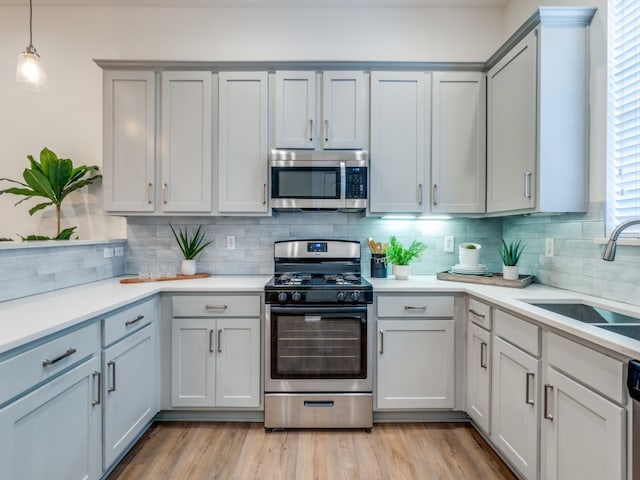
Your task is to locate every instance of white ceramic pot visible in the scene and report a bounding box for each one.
[392,264,411,280]
[502,265,519,281]
[181,259,197,276]
[458,243,481,267]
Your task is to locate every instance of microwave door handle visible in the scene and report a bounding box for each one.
[340,162,346,206]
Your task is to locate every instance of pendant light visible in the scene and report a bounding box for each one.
[16,0,47,92]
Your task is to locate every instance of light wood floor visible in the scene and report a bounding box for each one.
[108,422,517,480]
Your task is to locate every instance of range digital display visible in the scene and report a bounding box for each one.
[307,242,328,253]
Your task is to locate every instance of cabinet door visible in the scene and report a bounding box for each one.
[103,71,156,212]
[0,356,101,480]
[103,325,156,469]
[466,321,491,433]
[171,318,215,407]
[491,336,539,480]
[486,31,537,213]
[370,72,428,214]
[542,367,625,480]
[377,319,454,409]
[215,317,261,408]
[161,71,212,212]
[322,71,367,149]
[218,72,269,213]
[274,71,316,149]
[431,72,485,214]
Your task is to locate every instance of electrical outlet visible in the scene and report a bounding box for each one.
[114,246,124,257]
[545,238,555,257]
[226,235,235,250]
[103,248,114,258]
[444,235,455,253]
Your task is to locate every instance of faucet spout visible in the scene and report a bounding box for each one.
[602,217,640,261]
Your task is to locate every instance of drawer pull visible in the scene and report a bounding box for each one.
[205,305,228,311]
[125,314,144,327]
[544,384,554,420]
[480,342,488,369]
[42,347,77,367]
[525,372,535,405]
[107,360,117,393]
[405,305,427,311]
[304,400,334,408]
[92,371,101,406]
[468,309,486,319]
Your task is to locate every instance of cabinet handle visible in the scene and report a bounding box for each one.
[432,184,438,206]
[524,172,532,199]
[324,119,329,142]
[162,183,168,204]
[379,330,384,354]
[209,329,215,353]
[92,371,101,406]
[525,372,535,405]
[147,182,153,204]
[262,184,267,205]
[480,342,488,369]
[544,384,554,420]
[125,314,144,327]
[217,329,223,353]
[309,119,313,142]
[205,304,228,311]
[107,360,116,393]
[417,184,423,205]
[468,309,486,319]
[405,305,427,311]
[42,347,77,367]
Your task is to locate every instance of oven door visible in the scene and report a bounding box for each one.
[265,305,372,392]
[270,160,346,209]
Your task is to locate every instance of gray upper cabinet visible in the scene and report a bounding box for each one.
[274,70,367,150]
[217,72,269,214]
[103,71,156,213]
[161,71,213,213]
[431,72,486,214]
[486,8,595,215]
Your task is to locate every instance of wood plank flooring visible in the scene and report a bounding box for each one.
[108,422,517,480]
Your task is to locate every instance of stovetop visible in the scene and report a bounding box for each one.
[273,273,366,287]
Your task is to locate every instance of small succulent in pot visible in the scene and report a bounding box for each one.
[386,236,427,280]
[497,239,525,266]
[170,224,213,275]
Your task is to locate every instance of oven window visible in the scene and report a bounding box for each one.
[271,167,340,199]
[271,312,366,379]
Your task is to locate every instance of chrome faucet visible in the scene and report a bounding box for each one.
[602,217,640,261]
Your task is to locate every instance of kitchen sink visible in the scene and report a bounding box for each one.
[527,301,640,341]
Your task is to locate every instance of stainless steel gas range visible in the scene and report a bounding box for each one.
[264,239,374,431]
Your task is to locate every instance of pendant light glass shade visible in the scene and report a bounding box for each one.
[16,0,47,92]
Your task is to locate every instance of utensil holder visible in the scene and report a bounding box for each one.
[371,254,388,278]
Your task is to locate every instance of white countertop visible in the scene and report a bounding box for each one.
[2,273,640,360]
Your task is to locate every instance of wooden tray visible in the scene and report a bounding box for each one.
[436,271,533,288]
[119,273,210,284]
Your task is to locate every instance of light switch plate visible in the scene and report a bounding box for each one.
[227,236,235,250]
[444,236,455,253]
[545,238,555,257]
[103,248,114,258]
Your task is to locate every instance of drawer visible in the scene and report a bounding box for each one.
[467,297,491,330]
[494,308,540,357]
[172,295,261,318]
[376,295,454,318]
[545,331,625,404]
[0,321,100,405]
[103,296,156,346]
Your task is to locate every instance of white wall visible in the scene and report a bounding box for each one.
[0,6,504,240]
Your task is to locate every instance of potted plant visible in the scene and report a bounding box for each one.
[170,224,213,275]
[385,235,427,280]
[0,147,101,240]
[498,239,525,280]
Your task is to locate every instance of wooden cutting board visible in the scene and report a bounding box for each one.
[119,273,210,284]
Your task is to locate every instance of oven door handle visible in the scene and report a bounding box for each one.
[269,306,368,316]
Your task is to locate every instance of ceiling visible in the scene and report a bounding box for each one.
[0,0,508,7]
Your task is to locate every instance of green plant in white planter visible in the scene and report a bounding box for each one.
[498,239,525,280]
[386,235,427,280]
[170,224,213,275]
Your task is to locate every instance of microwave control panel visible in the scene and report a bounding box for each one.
[346,167,368,199]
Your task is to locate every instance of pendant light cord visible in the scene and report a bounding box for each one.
[28,0,33,48]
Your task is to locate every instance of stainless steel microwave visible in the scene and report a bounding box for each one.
[269,150,368,210]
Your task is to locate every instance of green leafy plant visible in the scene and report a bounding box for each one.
[463,244,477,249]
[385,235,427,266]
[498,239,525,266]
[170,224,213,260]
[19,227,77,241]
[0,148,101,238]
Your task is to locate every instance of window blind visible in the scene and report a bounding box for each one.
[607,0,640,235]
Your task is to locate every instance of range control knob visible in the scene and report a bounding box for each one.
[291,292,302,302]
[277,292,288,302]
[337,291,347,302]
[350,291,361,302]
